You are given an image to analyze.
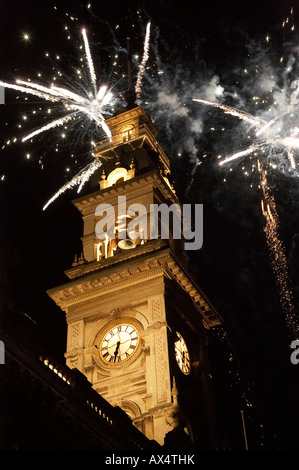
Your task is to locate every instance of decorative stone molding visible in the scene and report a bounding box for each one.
[164,378,181,429]
[65,351,79,369]
[155,334,167,403]
[71,322,80,348]
[151,297,162,321]
[83,346,97,373]
[72,170,176,216]
[48,247,221,329]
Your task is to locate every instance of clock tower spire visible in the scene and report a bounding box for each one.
[47,52,221,448]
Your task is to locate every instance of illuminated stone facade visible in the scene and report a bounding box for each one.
[47,104,221,448]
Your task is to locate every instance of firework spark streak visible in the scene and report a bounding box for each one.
[42,158,102,211]
[82,28,98,95]
[192,98,264,128]
[22,114,77,142]
[135,21,151,99]
[219,145,260,166]
[258,160,298,335]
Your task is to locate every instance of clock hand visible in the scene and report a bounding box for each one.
[113,341,121,361]
[121,337,133,345]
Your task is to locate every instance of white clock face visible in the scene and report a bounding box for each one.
[174,332,191,375]
[99,324,139,365]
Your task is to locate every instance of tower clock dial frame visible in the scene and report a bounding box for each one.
[99,323,140,365]
[174,331,191,375]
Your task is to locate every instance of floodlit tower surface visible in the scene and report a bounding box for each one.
[47,92,222,448]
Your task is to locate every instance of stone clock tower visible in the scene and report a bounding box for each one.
[47,85,222,448]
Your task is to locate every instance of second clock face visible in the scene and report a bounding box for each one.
[100,324,139,365]
[174,332,191,375]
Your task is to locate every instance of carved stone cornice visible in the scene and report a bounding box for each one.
[47,245,221,329]
[72,169,178,215]
[65,238,167,280]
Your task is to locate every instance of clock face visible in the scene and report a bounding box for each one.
[174,332,191,375]
[99,324,139,365]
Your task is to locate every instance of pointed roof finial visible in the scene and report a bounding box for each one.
[124,37,136,108]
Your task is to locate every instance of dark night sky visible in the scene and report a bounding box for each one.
[1,0,299,450]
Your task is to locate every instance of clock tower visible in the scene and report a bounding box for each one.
[47,85,222,448]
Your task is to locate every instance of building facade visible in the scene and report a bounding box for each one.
[47,99,222,449]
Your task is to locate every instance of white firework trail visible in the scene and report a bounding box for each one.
[0,80,61,102]
[42,158,102,211]
[219,145,260,166]
[82,27,98,95]
[135,21,151,99]
[22,114,77,142]
[193,98,264,128]
[193,98,299,171]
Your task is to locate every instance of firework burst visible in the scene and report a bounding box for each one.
[193,98,299,172]
[0,29,114,143]
[0,27,116,208]
[192,10,299,175]
[1,22,152,209]
[193,9,299,336]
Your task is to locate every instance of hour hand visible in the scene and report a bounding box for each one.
[113,341,120,361]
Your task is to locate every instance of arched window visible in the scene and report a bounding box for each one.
[121,125,134,142]
[107,167,128,186]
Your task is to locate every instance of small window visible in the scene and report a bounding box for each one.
[107,167,128,186]
[121,127,133,142]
